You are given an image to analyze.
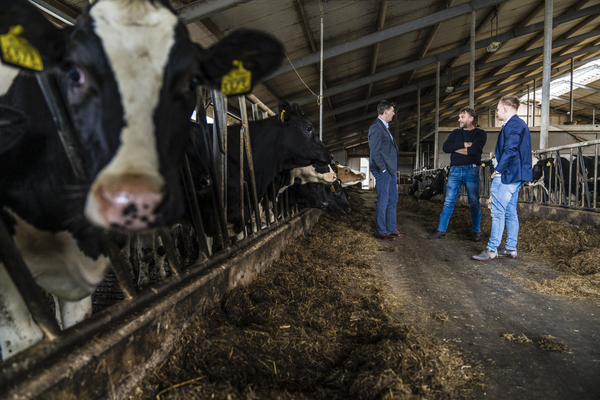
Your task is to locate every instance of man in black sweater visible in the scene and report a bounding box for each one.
[429,107,487,241]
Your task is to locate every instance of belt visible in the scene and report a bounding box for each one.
[453,164,478,168]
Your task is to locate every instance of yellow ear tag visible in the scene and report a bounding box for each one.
[279,109,286,123]
[221,60,252,96]
[546,161,551,166]
[330,185,336,193]
[0,25,44,71]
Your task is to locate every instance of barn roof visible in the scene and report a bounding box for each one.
[28,0,600,153]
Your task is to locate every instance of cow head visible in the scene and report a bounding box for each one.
[276,102,331,168]
[0,0,284,231]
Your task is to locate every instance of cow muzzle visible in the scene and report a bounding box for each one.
[86,174,164,231]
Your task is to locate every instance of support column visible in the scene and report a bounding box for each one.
[526,84,530,126]
[435,61,440,169]
[540,0,553,149]
[470,10,476,109]
[319,0,324,141]
[532,78,536,126]
[569,57,574,123]
[415,88,421,170]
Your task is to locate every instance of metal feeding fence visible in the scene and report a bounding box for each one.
[0,79,303,388]
[409,141,600,213]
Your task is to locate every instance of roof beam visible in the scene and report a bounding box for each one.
[572,82,600,94]
[310,27,600,121]
[271,0,509,78]
[402,0,457,87]
[320,46,600,135]
[292,4,600,106]
[363,1,389,114]
[177,0,252,24]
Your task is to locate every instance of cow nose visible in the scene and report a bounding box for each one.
[95,175,163,230]
[200,176,211,188]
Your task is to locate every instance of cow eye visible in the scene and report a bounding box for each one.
[306,125,313,133]
[67,66,85,85]
[189,76,200,91]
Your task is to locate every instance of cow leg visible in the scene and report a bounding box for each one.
[54,295,93,330]
[0,265,44,359]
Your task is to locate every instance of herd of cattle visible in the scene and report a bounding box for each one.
[408,155,600,206]
[0,0,365,361]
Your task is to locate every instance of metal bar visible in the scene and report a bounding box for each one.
[319,0,324,141]
[415,89,421,170]
[435,61,440,169]
[239,124,245,238]
[594,144,598,208]
[102,236,136,299]
[158,228,182,275]
[212,90,227,223]
[293,5,600,106]
[178,0,250,24]
[181,154,210,259]
[470,10,476,109]
[578,147,591,207]
[540,0,553,150]
[533,139,600,153]
[0,218,61,340]
[527,84,530,126]
[570,57,574,123]
[238,96,262,235]
[556,150,567,205]
[533,78,536,127]
[35,74,87,181]
[572,82,600,94]
[27,0,76,25]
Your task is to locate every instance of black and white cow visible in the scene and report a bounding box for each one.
[289,180,351,215]
[225,102,331,235]
[187,102,331,245]
[0,0,284,358]
[418,169,447,201]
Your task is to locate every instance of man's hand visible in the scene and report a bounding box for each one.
[456,148,469,155]
[464,142,472,148]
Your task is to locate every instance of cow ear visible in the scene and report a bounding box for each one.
[0,105,27,154]
[199,28,284,93]
[0,0,69,72]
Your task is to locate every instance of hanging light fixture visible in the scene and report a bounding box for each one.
[487,7,502,52]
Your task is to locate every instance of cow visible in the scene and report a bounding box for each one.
[224,102,331,236]
[275,163,337,198]
[289,180,351,215]
[333,163,367,187]
[408,175,422,196]
[418,169,447,201]
[0,0,285,358]
[187,102,331,249]
[529,156,576,204]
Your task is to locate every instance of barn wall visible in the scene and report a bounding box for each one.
[436,127,600,168]
[3,209,323,400]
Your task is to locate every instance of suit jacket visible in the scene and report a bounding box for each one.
[494,115,533,184]
[368,117,399,175]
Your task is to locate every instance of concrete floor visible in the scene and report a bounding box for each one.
[361,190,600,400]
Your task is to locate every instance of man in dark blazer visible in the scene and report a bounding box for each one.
[368,100,406,241]
[473,95,532,261]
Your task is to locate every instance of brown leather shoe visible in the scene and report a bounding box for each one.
[389,231,408,238]
[377,233,396,241]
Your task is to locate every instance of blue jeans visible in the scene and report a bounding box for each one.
[372,170,398,235]
[487,176,523,252]
[437,165,481,233]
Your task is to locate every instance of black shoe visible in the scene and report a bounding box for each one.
[428,230,446,240]
[472,232,481,242]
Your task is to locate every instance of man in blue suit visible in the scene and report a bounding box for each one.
[473,95,532,261]
[369,100,406,241]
